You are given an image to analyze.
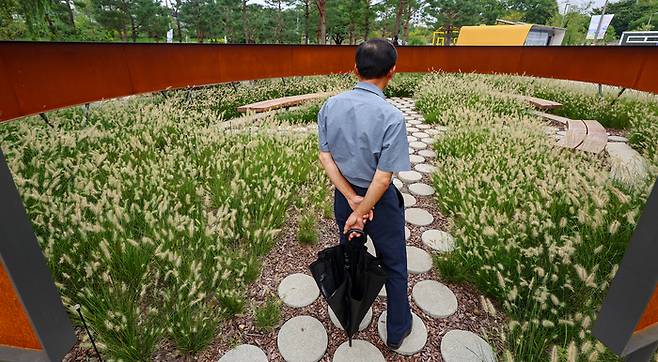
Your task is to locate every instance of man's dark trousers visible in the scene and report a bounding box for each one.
[334,183,413,343]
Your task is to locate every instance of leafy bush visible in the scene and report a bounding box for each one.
[384,73,425,98]
[415,72,657,361]
[254,296,282,332]
[0,89,327,359]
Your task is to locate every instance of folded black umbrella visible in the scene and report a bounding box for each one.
[309,229,387,346]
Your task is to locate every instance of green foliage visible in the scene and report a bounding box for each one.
[385,73,424,97]
[253,296,282,332]
[596,0,658,37]
[275,100,323,124]
[507,0,557,25]
[0,81,331,359]
[415,72,657,360]
[297,212,318,245]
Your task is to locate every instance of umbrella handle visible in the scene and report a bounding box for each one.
[344,228,365,239]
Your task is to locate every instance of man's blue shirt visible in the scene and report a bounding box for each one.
[317,81,411,188]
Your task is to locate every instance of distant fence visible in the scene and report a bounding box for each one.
[1,42,657,122]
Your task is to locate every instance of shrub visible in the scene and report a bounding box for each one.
[0,85,328,359]
[415,72,657,360]
[253,296,282,332]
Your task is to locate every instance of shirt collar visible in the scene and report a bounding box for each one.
[353,81,386,99]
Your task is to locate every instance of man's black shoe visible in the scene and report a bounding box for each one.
[386,325,412,350]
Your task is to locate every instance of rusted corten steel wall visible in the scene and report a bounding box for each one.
[1,42,657,122]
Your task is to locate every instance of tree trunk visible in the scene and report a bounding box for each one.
[392,0,405,43]
[315,0,326,44]
[445,24,452,46]
[363,0,370,41]
[275,0,283,43]
[242,0,249,43]
[64,0,75,27]
[304,0,310,44]
[130,15,137,42]
[402,0,412,44]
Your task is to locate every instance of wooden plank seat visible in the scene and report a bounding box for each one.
[532,110,570,125]
[557,119,607,154]
[237,92,333,113]
[514,94,562,110]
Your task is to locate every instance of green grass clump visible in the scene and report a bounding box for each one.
[415,72,657,361]
[0,84,330,359]
[384,73,425,98]
[253,296,282,332]
[275,101,323,124]
[297,212,319,245]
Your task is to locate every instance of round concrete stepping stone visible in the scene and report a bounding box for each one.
[406,127,420,133]
[278,273,319,308]
[401,193,416,207]
[405,208,433,226]
[365,236,376,256]
[414,163,436,174]
[378,286,387,297]
[377,312,427,356]
[425,129,440,135]
[441,330,496,362]
[328,306,372,332]
[417,149,436,158]
[406,246,432,274]
[408,147,414,154]
[278,316,328,362]
[409,154,425,164]
[421,138,435,145]
[412,132,429,138]
[556,130,566,137]
[408,183,435,196]
[392,178,403,190]
[333,340,385,362]
[409,141,427,150]
[412,280,457,318]
[219,344,268,362]
[407,135,418,142]
[608,135,628,142]
[417,124,431,129]
[408,119,422,125]
[405,226,411,241]
[421,229,455,252]
[398,170,422,183]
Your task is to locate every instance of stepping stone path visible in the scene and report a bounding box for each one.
[278,316,328,362]
[219,344,268,362]
[398,170,423,183]
[266,97,494,362]
[414,163,436,174]
[401,193,417,207]
[418,149,436,158]
[406,246,433,274]
[421,229,455,252]
[329,306,373,331]
[278,273,319,308]
[377,312,428,356]
[408,182,435,196]
[441,329,496,362]
[405,208,434,226]
[333,340,385,362]
[412,280,458,318]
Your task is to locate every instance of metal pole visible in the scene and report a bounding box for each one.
[593,0,609,45]
[624,341,658,362]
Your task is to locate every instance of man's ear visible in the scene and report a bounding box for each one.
[354,64,361,78]
[387,65,397,80]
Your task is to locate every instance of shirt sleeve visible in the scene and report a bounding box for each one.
[317,102,329,152]
[377,116,411,173]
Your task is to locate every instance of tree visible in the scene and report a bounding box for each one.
[426,0,486,45]
[92,0,169,42]
[595,0,658,37]
[315,0,326,43]
[507,0,558,25]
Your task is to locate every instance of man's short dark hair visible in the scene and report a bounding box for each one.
[355,39,397,79]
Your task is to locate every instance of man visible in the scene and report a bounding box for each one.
[317,38,413,349]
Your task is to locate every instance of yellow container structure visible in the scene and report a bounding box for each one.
[456,24,565,46]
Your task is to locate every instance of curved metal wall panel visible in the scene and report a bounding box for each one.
[0,42,657,122]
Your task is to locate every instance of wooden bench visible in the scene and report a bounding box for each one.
[514,95,562,110]
[237,92,333,113]
[532,110,571,125]
[557,119,607,154]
